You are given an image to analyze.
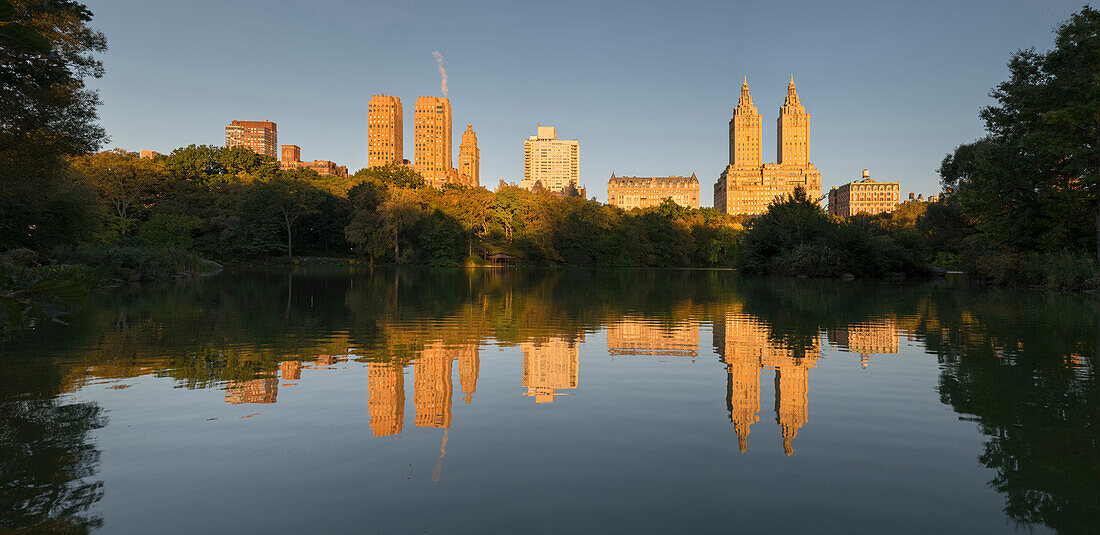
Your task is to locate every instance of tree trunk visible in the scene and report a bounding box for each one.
[468,232,473,258]
[286,224,293,259]
[1095,206,1100,264]
[394,228,399,262]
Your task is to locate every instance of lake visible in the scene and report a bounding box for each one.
[1,267,1097,534]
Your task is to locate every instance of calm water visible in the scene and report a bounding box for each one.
[1,268,1097,534]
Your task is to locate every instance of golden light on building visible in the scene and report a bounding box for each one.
[521,336,581,404]
[714,77,822,215]
[607,174,700,210]
[827,170,902,217]
[714,308,820,455]
[368,362,406,437]
[367,94,403,168]
[606,320,699,357]
[279,144,348,177]
[520,126,580,194]
[413,96,456,189]
[224,120,278,159]
[458,123,480,187]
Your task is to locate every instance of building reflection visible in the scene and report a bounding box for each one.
[522,336,582,404]
[224,377,279,404]
[827,319,900,367]
[280,360,301,380]
[607,320,698,357]
[414,342,455,428]
[366,341,480,436]
[715,310,820,455]
[368,362,405,437]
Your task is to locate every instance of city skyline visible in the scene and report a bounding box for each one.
[85,0,1083,204]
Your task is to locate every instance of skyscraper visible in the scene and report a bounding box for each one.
[367,95,403,168]
[413,96,454,188]
[520,126,580,194]
[458,123,480,187]
[714,77,822,215]
[224,120,277,159]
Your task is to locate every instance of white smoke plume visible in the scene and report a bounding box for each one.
[433,51,448,97]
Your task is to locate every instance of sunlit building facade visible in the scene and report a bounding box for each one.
[607,174,700,210]
[827,170,902,217]
[367,94,404,168]
[521,126,580,194]
[458,123,480,187]
[714,78,821,215]
[279,144,348,177]
[414,96,457,188]
[225,120,278,159]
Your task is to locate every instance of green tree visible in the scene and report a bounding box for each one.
[941,6,1100,261]
[353,163,426,189]
[0,0,106,251]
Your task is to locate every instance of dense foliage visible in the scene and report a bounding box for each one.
[938,6,1100,287]
[738,188,932,277]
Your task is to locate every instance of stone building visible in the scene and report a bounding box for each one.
[714,77,821,215]
[607,174,700,210]
[520,126,579,194]
[225,120,278,159]
[413,96,457,189]
[458,123,480,187]
[827,169,901,217]
[367,94,403,168]
[139,150,160,159]
[279,144,348,177]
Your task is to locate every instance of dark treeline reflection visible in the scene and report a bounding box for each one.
[0,268,1097,533]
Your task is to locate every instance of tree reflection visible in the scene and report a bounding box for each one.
[0,399,105,534]
[0,268,1096,532]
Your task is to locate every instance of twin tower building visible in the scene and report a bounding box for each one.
[714,76,821,214]
[367,95,480,188]
[609,76,820,215]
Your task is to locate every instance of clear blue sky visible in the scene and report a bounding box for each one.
[85,0,1084,204]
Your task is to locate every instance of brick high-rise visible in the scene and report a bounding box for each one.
[367,95,403,168]
[225,120,277,159]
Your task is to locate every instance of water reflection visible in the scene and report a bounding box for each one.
[715,307,818,455]
[0,268,1096,533]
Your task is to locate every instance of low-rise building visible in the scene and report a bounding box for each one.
[827,170,900,217]
[279,144,348,178]
[607,173,700,210]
